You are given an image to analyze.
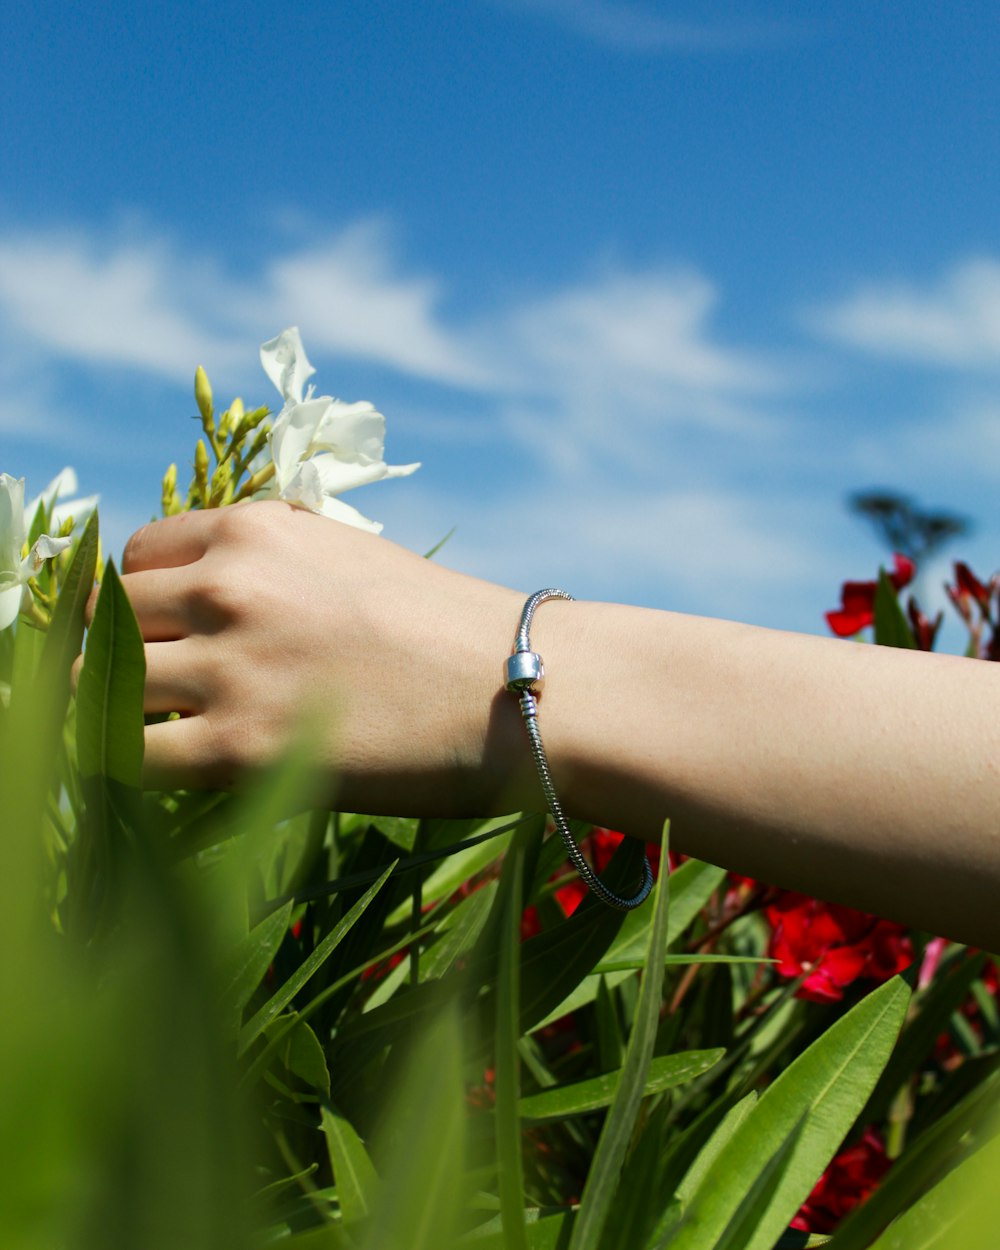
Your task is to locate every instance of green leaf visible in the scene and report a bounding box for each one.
[40,508,98,709]
[460,1209,575,1248]
[569,820,672,1250]
[531,858,725,1029]
[520,835,647,1033]
[829,1069,1000,1250]
[321,1106,377,1225]
[360,1002,467,1250]
[519,1048,722,1123]
[874,569,916,649]
[421,882,497,981]
[495,831,529,1250]
[219,898,293,1031]
[662,975,910,1250]
[76,560,145,785]
[861,1125,1000,1249]
[264,1012,330,1094]
[239,864,394,1055]
[712,1116,808,1250]
[861,949,986,1126]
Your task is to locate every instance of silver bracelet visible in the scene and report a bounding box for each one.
[505,589,654,912]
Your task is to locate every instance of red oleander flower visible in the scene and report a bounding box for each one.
[765,893,912,1003]
[951,561,991,613]
[792,1127,891,1234]
[907,599,942,651]
[825,553,915,638]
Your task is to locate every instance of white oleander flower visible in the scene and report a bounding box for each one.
[0,473,73,630]
[259,327,419,534]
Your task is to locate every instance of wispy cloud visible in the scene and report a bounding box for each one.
[0,220,492,394]
[501,0,805,54]
[808,258,1000,369]
[0,229,245,384]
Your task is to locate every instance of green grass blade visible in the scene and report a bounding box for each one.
[238,863,395,1055]
[76,559,145,785]
[519,1049,722,1123]
[569,819,671,1250]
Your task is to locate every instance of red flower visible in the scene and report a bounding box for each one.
[825,553,915,638]
[952,561,991,612]
[906,599,942,651]
[765,893,912,1003]
[792,1127,891,1234]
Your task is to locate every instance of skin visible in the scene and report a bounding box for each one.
[86,501,1000,950]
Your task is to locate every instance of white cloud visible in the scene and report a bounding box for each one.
[0,230,242,384]
[809,258,1000,369]
[0,220,489,394]
[501,0,802,53]
[259,221,495,388]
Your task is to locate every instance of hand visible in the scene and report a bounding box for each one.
[100,502,530,814]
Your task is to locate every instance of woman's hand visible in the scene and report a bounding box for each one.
[97,502,530,815]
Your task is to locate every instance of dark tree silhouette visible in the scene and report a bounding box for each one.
[848,490,969,564]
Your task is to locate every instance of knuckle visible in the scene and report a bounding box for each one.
[121,524,152,572]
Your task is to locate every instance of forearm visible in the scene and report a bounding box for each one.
[500,599,1000,949]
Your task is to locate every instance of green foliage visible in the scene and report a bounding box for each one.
[4,437,1000,1248]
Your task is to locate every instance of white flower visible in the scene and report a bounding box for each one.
[259,327,420,534]
[0,473,73,630]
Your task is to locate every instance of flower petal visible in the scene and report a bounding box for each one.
[311,402,387,465]
[269,398,332,487]
[277,460,326,514]
[311,454,420,498]
[260,327,316,405]
[316,494,383,534]
[28,533,72,572]
[0,582,22,630]
[0,474,27,568]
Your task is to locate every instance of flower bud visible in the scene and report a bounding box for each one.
[208,455,233,507]
[194,439,210,504]
[242,405,270,435]
[195,366,213,429]
[224,397,245,441]
[161,463,182,516]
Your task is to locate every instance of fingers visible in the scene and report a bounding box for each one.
[144,715,220,791]
[143,639,208,714]
[117,567,199,640]
[121,509,222,574]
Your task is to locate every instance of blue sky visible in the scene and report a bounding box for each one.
[3,0,1000,635]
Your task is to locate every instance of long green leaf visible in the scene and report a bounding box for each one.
[520,1049,722,1123]
[863,1124,1000,1249]
[662,975,910,1250]
[321,1106,377,1225]
[829,1069,1000,1250]
[360,1002,467,1250]
[874,570,916,649]
[496,833,529,1250]
[41,508,99,700]
[76,559,145,785]
[239,864,394,1054]
[569,820,672,1250]
[532,858,725,1029]
[219,899,293,1031]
